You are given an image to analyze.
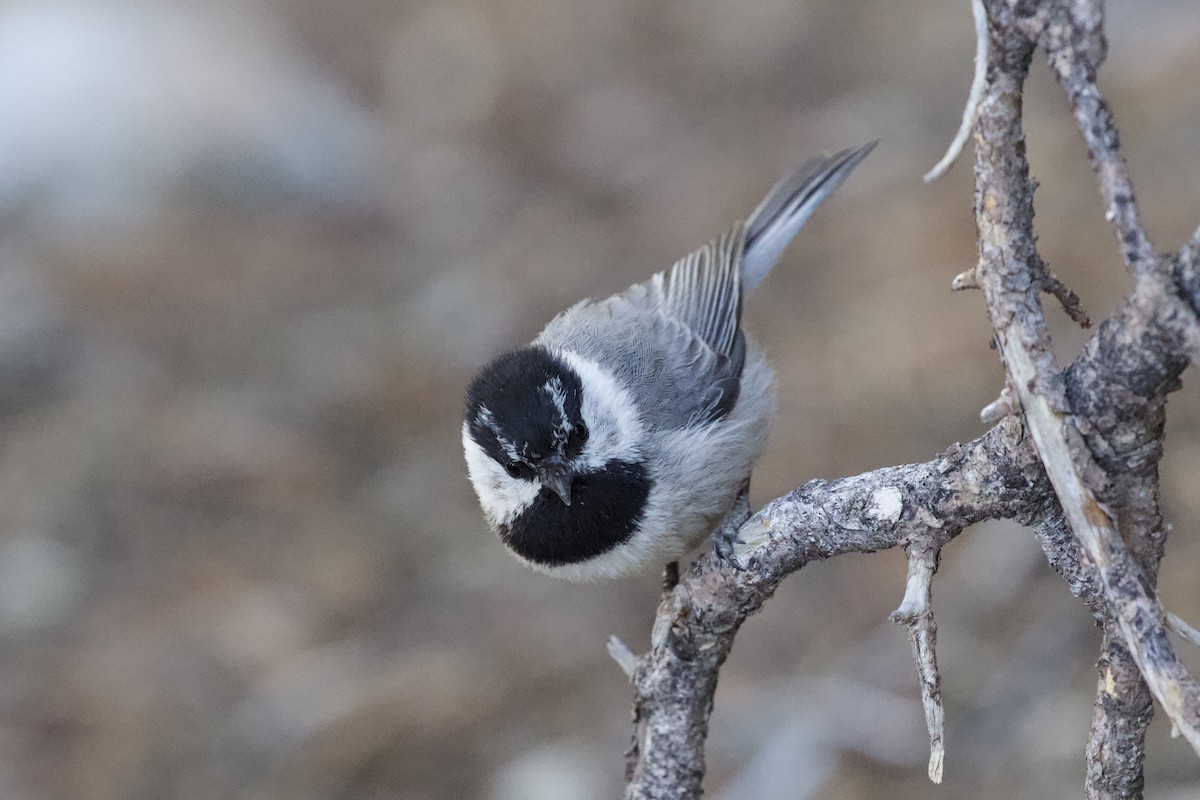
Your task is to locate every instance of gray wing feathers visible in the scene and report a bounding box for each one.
[662,223,745,358]
[536,141,874,429]
[536,299,739,428]
[742,140,877,291]
[654,140,876,354]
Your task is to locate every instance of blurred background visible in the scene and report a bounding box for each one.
[0,0,1198,797]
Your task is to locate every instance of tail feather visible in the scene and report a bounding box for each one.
[742,140,877,291]
[620,141,875,362]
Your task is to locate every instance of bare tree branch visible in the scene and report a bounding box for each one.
[973,4,1200,788]
[620,1,1200,797]
[624,419,1050,800]
[1086,626,1154,798]
[622,247,1200,798]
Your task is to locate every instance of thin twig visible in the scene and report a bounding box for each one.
[1032,0,1156,272]
[1040,264,1092,327]
[923,0,988,182]
[1167,612,1200,649]
[890,551,945,783]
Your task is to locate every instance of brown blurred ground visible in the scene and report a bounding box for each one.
[0,0,1197,798]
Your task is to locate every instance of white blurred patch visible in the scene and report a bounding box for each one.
[490,740,610,800]
[0,531,82,632]
[0,0,381,233]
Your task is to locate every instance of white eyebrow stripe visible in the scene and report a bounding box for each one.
[477,404,520,461]
[540,376,571,441]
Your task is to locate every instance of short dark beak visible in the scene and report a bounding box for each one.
[537,460,573,506]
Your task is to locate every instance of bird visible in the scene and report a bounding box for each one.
[462,141,876,582]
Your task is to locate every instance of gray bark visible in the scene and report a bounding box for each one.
[620,1,1200,798]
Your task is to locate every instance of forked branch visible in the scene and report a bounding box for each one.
[621,1,1200,797]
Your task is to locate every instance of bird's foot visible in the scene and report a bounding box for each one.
[712,482,752,569]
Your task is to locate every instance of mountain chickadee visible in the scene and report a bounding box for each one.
[463,142,875,581]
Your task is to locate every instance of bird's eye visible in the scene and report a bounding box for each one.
[571,424,590,450]
[505,462,523,479]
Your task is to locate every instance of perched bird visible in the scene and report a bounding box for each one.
[463,142,875,581]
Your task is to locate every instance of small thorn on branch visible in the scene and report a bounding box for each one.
[980,384,1018,424]
[952,267,980,290]
[891,550,945,784]
[608,635,639,680]
[1184,225,1200,264]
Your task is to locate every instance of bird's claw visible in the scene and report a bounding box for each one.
[712,483,752,570]
[713,525,744,569]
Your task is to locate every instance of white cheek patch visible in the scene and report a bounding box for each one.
[556,350,643,470]
[462,422,540,526]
